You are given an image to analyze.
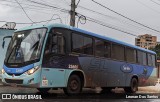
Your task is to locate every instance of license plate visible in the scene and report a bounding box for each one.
[42,80,48,86]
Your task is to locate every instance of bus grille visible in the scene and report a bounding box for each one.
[7,73,22,76]
[5,79,23,84]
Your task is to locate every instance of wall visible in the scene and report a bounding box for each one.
[0,29,15,78]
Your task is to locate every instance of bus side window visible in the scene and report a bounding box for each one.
[51,34,58,54]
[95,39,105,57]
[137,51,147,65]
[152,54,156,67]
[111,44,125,61]
[44,34,65,55]
[104,42,111,58]
[72,33,93,55]
[57,36,65,54]
[44,34,51,55]
[137,51,143,64]
[143,52,147,65]
[83,36,93,55]
[126,48,136,63]
[95,39,111,58]
[72,33,84,53]
[43,33,57,57]
[148,54,156,67]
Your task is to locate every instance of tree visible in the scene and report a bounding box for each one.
[149,44,160,59]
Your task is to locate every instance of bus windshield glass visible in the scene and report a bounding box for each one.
[4,28,47,65]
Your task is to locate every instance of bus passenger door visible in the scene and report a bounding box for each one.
[41,32,66,87]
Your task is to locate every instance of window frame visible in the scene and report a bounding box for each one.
[47,27,157,67]
[94,38,105,57]
[71,32,94,56]
[111,43,125,61]
[147,53,156,67]
[125,47,137,63]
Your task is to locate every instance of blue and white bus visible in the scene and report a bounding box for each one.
[1,24,157,94]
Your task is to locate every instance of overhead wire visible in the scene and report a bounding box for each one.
[1,0,142,32]
[0,18,63,25]
[0,0,52,9]
[135,0,160,14]
[1,0,160,38]
[64,1,159,36]
[0,2,68,15]
[76,13,138,37]
[22,0,159,36]
[14,0,34,23]
[47,14,63,24]
[76,0,81,7]
[76,6,159,35]
[86,17,138,37]
[78,5,117,20]
[0,0,69,24]
[91,0,160,33]
[150,0,160,6]
[27,0,69,13]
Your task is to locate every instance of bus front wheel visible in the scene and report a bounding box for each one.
[37,88,50,93]
[124,78,138,93]
[63,74,82,95]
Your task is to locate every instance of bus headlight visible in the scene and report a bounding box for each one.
[1,68,5,74]
[26,66,40,75]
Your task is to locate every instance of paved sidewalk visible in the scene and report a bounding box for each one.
[138,84,160,93]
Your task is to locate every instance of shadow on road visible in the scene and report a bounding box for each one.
[34,89,137,99]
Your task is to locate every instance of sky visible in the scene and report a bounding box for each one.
[0,0,160,45]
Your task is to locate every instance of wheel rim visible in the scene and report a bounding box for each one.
[69,79,79,91]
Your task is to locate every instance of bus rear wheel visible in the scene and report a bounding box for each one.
[37,88,50,93]
[63,74,82,95]
[124,78,138,93]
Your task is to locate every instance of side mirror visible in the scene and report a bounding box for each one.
[2,36,12,49]
[2,40,5,49]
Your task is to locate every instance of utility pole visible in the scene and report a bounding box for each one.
[70,0,76,27]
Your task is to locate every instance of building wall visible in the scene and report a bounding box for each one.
[135,34,157,49]
[0,29,15,78]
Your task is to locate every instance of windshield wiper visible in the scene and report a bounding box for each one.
[30,41,40,50]
[30,33,41,51]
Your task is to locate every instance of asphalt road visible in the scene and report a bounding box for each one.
[0,85,160,102]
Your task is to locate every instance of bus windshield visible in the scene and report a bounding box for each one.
[4,28,47,66]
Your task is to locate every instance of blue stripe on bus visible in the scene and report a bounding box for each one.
[3,64,34,74]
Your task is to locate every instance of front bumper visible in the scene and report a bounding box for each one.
[1,69,41,88]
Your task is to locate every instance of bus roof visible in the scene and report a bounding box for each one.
[15,23,156,54]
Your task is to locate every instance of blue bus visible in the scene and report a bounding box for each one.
[1,24,157,94]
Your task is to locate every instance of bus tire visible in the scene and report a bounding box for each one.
[124,78,138,93]
[63,74,82,95]
[37,88,50,93]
